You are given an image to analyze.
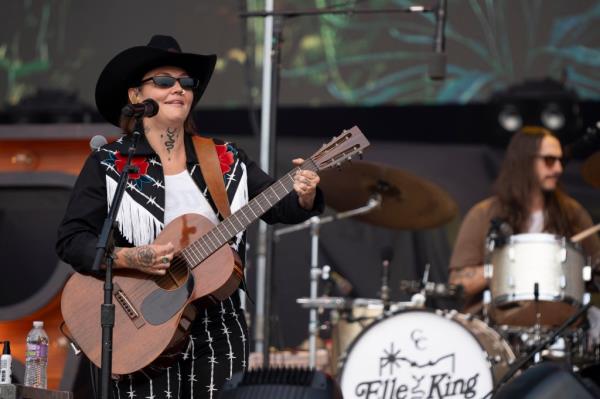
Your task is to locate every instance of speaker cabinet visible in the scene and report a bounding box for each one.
[219,368,342,399]
[495,362,600,399]
[0,137,91,392]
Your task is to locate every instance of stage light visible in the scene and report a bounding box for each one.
[488,78,582,147]
[498,105,523,132]
[540,103,566,131]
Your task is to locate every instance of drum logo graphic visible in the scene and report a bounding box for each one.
[340,312,492,399]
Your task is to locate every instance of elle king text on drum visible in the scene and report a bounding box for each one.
[353,369,479,399]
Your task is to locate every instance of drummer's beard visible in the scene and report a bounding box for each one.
[540,174,561,192]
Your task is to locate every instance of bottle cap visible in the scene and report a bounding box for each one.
[33,321,44,328]
[2,341,9,355]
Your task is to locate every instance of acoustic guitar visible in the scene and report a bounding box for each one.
[60,126,369,374]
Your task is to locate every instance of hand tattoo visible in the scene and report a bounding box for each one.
[116,246,156,270]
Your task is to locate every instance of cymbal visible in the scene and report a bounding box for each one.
[319,161,458,229]
[582,152,600,188]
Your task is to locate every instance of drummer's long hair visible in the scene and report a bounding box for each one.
[493,126,574,235]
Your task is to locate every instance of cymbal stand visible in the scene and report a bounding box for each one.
[381,261,391,312]
[533,282,542,363]
[275,194,381,367]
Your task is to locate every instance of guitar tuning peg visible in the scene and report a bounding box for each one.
[336,162,342,171]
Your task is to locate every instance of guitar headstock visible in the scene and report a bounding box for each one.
[309,126,370,171]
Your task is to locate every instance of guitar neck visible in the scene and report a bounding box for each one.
[180,159,318,268]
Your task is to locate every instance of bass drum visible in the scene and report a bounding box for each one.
[338,310,515,399]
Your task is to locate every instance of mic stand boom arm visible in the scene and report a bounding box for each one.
[240,6,433,19]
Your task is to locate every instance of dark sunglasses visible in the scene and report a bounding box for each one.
[536,155,562,167]
[139,75,199,90]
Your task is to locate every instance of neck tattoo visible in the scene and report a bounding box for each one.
[163,127,177,160]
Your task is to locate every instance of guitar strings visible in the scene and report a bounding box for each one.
[120,162,318,302]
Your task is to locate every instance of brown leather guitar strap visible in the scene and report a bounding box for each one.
[191,136,232,219]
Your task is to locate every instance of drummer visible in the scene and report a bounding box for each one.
[449,126,600,313]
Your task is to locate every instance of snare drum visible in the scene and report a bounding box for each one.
[330,299,395,375]
[338,309,515,399]
[489,233,587,326]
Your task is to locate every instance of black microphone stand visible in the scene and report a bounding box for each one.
[93,117,144,399]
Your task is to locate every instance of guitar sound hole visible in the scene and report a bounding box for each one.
[155,254,190,290]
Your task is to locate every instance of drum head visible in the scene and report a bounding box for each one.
[339,310,496,399]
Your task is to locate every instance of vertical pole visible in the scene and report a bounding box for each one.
[308,217,321,367]
[255,0,277,368]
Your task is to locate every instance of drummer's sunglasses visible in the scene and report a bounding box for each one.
[139,76,199,90]
[537,155,562,167]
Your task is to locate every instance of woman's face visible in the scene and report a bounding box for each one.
[129,66,194,126]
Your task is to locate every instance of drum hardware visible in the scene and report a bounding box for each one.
[379,247,392,312]
[484,263,493,279]
[398,279,463,299]
[483,289,492,324]
[583,261,592,282]
[320,265,332,298]
[276,195,381,368]
[485,302,592,399]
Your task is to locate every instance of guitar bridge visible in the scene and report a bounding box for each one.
[114,283,145,328]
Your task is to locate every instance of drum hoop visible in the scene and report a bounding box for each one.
[507,233,582,251]
[336,308,502,385]
[493,294,582,306]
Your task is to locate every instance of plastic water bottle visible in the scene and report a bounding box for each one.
[0,341,12,384]
[24,321,48,389]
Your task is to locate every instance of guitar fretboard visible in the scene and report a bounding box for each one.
[179,159,318,268]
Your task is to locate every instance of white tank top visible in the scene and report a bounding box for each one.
[527,210,545,233]
[163,170,219,226]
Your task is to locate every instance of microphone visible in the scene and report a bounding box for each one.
[564,123,600,161]
[121,98,159,118]
[89,135,108,151]
[429,0,447,80]
[488,218,513,248]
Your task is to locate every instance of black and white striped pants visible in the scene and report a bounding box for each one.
[112,294,248,399]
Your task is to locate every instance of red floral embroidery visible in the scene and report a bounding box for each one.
[114,153,149,180]
[215,144,234,174]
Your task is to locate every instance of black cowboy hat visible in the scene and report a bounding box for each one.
[95,35,216,126]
